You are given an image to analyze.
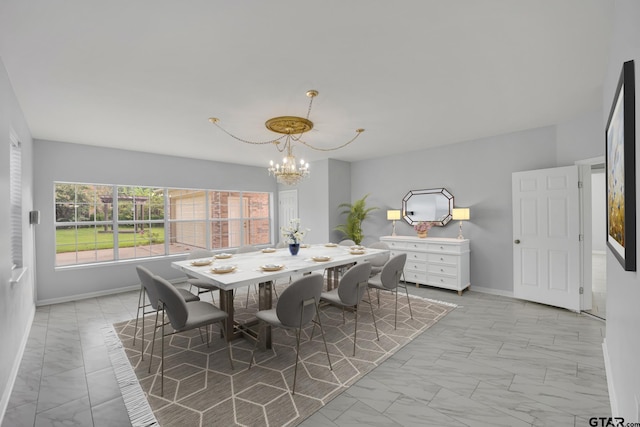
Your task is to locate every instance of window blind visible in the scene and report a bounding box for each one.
[10,136,22,270]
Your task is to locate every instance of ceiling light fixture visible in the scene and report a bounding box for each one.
[209,90,364,185]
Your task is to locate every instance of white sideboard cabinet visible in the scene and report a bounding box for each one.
[380,236,470,295]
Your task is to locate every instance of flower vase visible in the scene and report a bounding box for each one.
[289,243,300,256]
[417,231,427,238]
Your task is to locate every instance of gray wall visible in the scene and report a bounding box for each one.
[602,0,640,419]
[556,108,604,166]
[293,158,351,244]
[33,140,278,303]
[351,125,563,294]
[0,59,35,417]
[296,158,330,244]
[328,159,351,243]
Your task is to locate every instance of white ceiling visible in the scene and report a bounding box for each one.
[0,1,613,167]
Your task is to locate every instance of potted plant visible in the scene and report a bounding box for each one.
[335,194,378,245]
[281,218,308,255]
[414,221,434,238]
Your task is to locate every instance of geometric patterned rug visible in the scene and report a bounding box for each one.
[107,283,455,427]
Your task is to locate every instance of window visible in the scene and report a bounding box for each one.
[116,186,165,260]
[10,134,22,270]
[55,183,115,265]
[55,182,272,266]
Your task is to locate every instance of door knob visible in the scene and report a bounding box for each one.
[514,239,520,244]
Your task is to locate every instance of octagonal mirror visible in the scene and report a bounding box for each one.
[402,188,454,226]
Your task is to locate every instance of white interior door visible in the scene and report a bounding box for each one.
[512,165,582,311]
[278,190,298,240]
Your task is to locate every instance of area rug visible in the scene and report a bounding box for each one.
[105,284,455,427]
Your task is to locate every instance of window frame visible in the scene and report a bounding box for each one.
[54,182,273,268]
[10,132,22,271]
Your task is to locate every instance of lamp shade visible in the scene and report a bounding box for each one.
[387,210,402,221]
[452,208,470,221]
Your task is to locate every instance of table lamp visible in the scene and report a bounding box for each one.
[452,208,470,239]
[387,210,401,236]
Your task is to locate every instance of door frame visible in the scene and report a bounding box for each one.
[576,156,606,312]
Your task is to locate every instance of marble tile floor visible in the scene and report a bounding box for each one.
[3,284,609,427]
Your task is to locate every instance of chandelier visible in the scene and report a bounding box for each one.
[208,90,364,185]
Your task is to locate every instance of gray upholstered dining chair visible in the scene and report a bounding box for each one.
[367,241,390,277]
[338,239,356,246]
[318,261,378,356]
[148,275,234,396]
[368,253,412,329]
[248,273,331,395]
[186,249,218,303]
[133,265,200,358]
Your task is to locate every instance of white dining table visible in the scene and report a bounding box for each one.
[171,244,388,348]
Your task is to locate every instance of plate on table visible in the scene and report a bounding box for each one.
[211,265,236,274]
[215,253,233,259]
[260,264,284,272]
[324,243,338,247]
[350,249,366,255]
[261,248,276,253]
[190,259,212,266]
[312,256,331,262]
[300,244,310,248]
[350,245,365,251]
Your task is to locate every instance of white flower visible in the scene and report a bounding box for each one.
[281,218,309,244]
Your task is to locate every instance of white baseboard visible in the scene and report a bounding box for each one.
[603,339,618,417]
[0,304,35,426]
[35,277,189,307]
[37,284,140,306]
[469,285,514,298]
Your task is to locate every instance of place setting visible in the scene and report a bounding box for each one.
[189,258,213,267]
[214,252,234,259]
[349,245,366,255]
[211,264,237,274]
[258,263,285,272]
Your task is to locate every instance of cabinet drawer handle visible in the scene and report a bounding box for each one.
[440,246,444,249]
[440,268,444,272]
[440,257,444,261]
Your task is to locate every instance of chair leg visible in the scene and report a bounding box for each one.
[141,298,147,360]
[402,283,413,319]
[197,326,206,345]
[366,287,380,341]
[160,306,165,397]
[314,301,332,371]
[292,326,302,395]
[353,302,359,357]
[133,285,143,346]
[248,321,265,370]
[245,284,259,308]
[148,308,160,373]
[220,319,234,370]
[394,284,398,330]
